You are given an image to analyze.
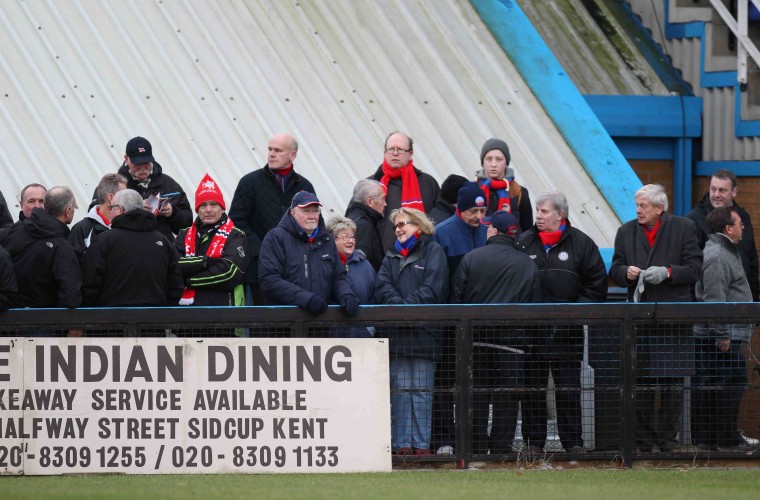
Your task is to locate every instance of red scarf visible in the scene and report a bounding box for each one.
[642,219,661,248]
[478,178,512,213]
[338,252,348,265]
[380,158,424,212]
[538,220,567,251]
[179,218,235,305]
[95,206,111,227]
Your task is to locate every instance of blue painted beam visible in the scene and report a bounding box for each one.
[695,161,760,176]
[471,0,639,223]
[584,95,702,138]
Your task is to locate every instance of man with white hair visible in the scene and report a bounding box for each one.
[610,184,702,453]
[82,189,183,307]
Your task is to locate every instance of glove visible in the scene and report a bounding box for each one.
[306,296,328,315]
[642,266,669,285]
[341,295,360,317]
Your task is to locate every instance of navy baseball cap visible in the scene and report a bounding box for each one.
[125,136,154,164]
[290,191,322,209]
[483,211,520,237]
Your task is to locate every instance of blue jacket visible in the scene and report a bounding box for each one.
[374,237,449,360]
[258,212,357,310]
[433,214,487,278]
[345,250,376,304]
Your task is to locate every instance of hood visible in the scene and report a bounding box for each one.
[117,160,165,182]
[23,208,68,239]
[111,208,159,232]
[345,200,383,222]
[474,166,516,181]
[85,205,109,227]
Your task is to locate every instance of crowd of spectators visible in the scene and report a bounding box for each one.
[0,133,757,457]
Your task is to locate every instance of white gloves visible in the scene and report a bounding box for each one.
[642,266,669,285]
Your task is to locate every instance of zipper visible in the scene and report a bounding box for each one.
[304,254,309,279]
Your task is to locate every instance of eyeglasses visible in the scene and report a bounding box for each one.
[108,204,124,212]
[731,221,745,228]
[394,220,415,230]
[336,235,356,242]
[384,147,412,154]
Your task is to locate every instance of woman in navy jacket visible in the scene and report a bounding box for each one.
[374,208,448,456]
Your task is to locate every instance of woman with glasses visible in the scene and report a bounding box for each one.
[326,216,376,338]
[374,208,449,457]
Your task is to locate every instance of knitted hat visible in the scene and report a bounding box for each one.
[484,211,520,237]
[457,182,487,212]
[194,174,225,211]
[440,174,468,204]
[480,138,511,166]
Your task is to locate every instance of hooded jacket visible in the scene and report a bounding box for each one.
[228,164,316,285]
[175,213,250,306]
[345,200,385,272]
[89,161,193,241]
[0,208,81,308]
[258,211,357,309]
[82,209,183,306]
[687,194,759,300]
[0,244,18,311]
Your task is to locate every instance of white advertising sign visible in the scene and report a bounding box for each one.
[0,338,391,474]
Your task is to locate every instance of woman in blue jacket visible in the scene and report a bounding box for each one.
[374,208,449,456]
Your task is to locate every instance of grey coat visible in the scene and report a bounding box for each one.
[610,212,702,377]
[694,233,753,341]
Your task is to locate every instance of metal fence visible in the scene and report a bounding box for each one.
[1,302,759,467]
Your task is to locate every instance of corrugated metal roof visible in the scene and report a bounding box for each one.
[0,0,620,245]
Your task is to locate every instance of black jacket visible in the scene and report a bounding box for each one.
[374,237,449,360]
[68,207,110,263]
[345,200,385,272]
[369,165,440,251]
[228,165,316,284]
[0,244,18,311]
[687,194,759,300]
[518,221,608,304]
[427,197,455,226]
[90,161,192,242]
[258,212,357,309]
[451,234,540,304]
[82,209,183,307]
[0,208,81,308]
[175,214,250,306]
[0,191,13,230]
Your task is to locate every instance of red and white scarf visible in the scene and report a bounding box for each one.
[179,218,235,305]
[380,158,424,212]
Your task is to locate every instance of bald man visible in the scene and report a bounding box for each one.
[229,133,317,303]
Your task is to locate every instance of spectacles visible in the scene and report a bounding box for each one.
[108,204,124,212]
[394,220,415,230]
[336,235,356,242]
[731,221,745,228]
[384,147,412,154]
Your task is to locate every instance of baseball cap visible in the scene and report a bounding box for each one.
[483,211,520,237]
[290,191,322,209]
[125,136,154,164]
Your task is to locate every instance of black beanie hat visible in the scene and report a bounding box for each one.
[440,174,468,204]
[480,138,511,166]
[457,182,487,212]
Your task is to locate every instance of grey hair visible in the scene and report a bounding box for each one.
[351,179,385,204]
[44,186,75,218]
[112,189,144,212]
[535,190,568,217]
[326,215,357,238]
[95,173,128,204]
[635,184,668,212]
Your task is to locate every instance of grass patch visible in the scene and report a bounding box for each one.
[2,469,759,500]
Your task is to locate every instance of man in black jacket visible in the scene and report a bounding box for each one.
[229,133,317,303]
[687,169,759,300]
[518,191,608,454]
[0,191,13,230]
[0,186,80,309]
[345,179,386,271]
[82,189,183,307]
[70,173,127,262]
[451,211,540,455]
[92,137,192,242]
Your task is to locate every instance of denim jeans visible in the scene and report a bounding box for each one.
[390,356,436,450]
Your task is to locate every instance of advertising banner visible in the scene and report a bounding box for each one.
[0,337,391,474]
